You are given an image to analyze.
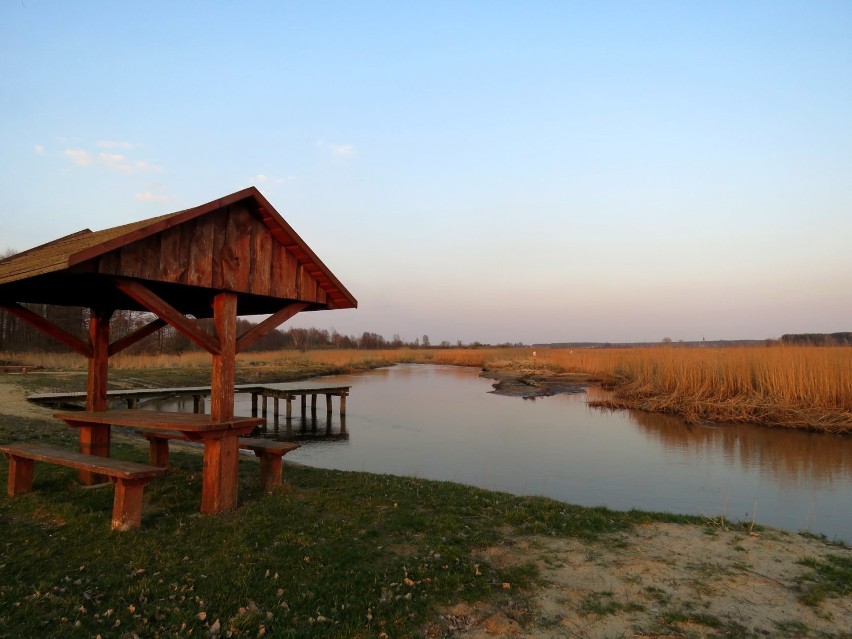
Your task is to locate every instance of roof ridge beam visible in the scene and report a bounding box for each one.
[113,279,221,355]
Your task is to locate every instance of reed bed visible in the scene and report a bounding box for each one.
[5,345,850,433]
[537,346,851,433]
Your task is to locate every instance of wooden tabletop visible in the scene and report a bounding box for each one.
[54,409,264,433]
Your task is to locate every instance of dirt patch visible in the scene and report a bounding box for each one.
[0,382,56,419]
[433,523,851,638]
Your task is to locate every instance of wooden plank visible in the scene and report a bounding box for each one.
[210,208,228,288]
[220,206,252,291]
[120,234,161,280]
[235,302,308,353]
[251,222,273,296]
[0,303,93,357]
[159,222,189,283]
[114,279,221,355]
[187,215,215,287]
[0,443,167,480]
[96,249,121,275]
[270,242,289,298]
[55,409,263,432]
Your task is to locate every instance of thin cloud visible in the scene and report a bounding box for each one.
[99,153,163,174]
[64,149,95,166]
[34,144,45,155]
[134,191,170,202]
[316,140,356,161]
[97,140,137,149]
[250,173,295,186]
[62,148,163,174]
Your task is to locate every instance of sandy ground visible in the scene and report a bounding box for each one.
[2,377,850,638]
[432,524,851,638]
[0,380,57,419]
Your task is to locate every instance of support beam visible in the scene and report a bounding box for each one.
[80,307,113,485]
[113,279,221,355]
[235,302,309,353]
[109,318,167,356]
[0,303,92,357]
[211,292,237,422]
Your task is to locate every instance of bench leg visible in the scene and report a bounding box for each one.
[6,455,34,496]
[111,478,148,531]
[148,437,170,467]
[258,454,283,492]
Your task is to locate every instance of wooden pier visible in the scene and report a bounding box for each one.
[28,383,350,421]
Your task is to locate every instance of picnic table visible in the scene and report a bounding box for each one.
[54,409,264,513]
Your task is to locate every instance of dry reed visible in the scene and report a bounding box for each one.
[5,344,849,433]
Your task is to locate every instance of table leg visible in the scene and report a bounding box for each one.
[201,436,240,514]
[79,423,111,485]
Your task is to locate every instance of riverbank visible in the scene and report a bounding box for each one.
[0,371,850,637]
[465,348,852,434]
[7,345,851,433]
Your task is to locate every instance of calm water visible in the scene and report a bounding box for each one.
[158,364,852,542]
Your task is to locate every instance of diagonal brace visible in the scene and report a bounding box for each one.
[113,279,221,355]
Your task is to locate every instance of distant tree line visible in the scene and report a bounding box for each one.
[780,332,852,346]
[0,304,499,354]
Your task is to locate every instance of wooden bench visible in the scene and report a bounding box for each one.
[140,431,299,491]
[0,442,166,531]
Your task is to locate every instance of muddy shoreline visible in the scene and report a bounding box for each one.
[482,370,590,399]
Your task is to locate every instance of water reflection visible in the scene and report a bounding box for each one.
[616,400,851,485]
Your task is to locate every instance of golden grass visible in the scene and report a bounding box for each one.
[537,346,851,433]
[5,345,850,433]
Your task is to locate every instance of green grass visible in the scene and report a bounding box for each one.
[796,554,852,607]
[0,414,697,639]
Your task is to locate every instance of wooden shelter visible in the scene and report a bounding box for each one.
[0,187,356,511]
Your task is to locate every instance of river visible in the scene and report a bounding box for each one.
[159,363,852,542]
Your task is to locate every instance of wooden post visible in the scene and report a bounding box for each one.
[6,456,34,495]
[251,393,258,417]
[211,293,236,421]
[340,394,347,416]
[203,293,239,514]
[201,435,239,513]
[148,437,170,467]
[326,394,333,416]
[193,395,204,414]
[310,393,317,418]
[80,307,113,485]
[112,479,147,531]
[286,397,292,419]
[300,393,306,416]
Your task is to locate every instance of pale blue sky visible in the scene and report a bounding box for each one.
[2,1,850,344]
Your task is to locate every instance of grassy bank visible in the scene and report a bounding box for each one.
[0,413,691,639]
[1,362,850,637]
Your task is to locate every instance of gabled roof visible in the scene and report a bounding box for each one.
[0,187,357,316]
